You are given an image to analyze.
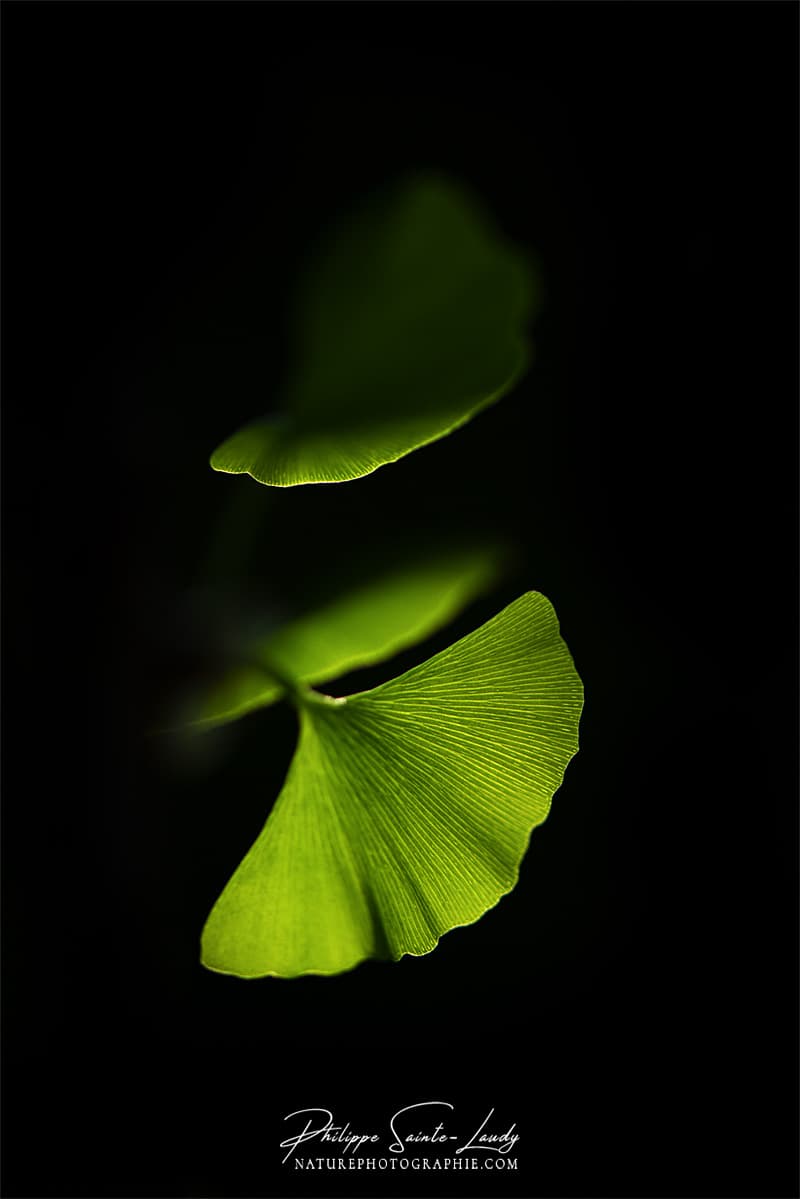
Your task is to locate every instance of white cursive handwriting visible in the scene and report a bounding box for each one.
[456,1107,519,1155]
[280,1109,380,1164]
[389,1101,455,1154]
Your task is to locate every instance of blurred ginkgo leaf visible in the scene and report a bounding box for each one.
[210,174,535,486]
[178,540,510,730]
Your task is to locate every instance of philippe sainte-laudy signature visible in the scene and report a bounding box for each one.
[280,1101,520,1164]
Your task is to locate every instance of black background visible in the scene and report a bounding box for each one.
[2,3,798,1198]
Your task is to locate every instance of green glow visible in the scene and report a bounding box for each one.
[180,541,510,730]
[201,592,583,979]
[210,174,535,486]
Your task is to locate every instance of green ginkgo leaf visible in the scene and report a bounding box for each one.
[210,175,535,487]
[180,540,509,730]
[201,591,582,979]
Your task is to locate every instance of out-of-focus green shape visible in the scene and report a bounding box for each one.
[181,541,509,730]
[210,175,534,486]
[201,592,583,979]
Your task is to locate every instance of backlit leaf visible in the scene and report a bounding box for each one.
[201,592,583,978]
[180,540,509,730]
[210,175,535,486]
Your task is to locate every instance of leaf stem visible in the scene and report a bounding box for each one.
[256,655,344,712]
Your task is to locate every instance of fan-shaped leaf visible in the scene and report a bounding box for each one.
[210,175,535,486]
[201,592,583,978]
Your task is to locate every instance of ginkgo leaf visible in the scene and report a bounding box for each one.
[201,591,583,978]
[180,540,509,730]
[210,174,535,487]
